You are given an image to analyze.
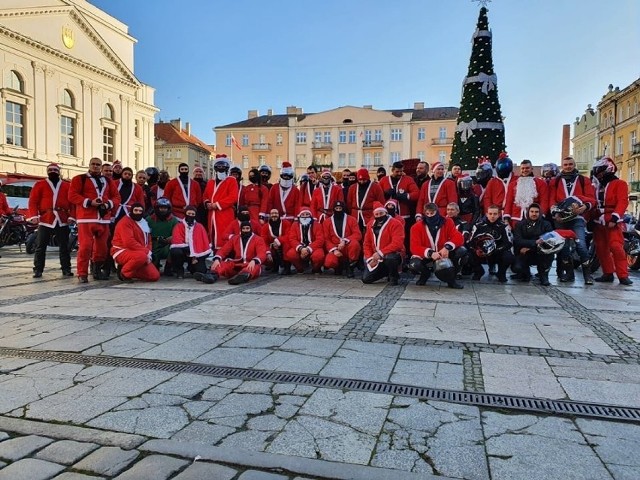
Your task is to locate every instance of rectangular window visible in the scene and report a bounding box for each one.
[348,152,356,166]
[258,155,266,165]
[417,128,425,141]
[134,150,140,171]
[439,127,447,139]
[242,134,249,147]
[364,130,372,141]
[242,155,249,169]
[295,153,306,167]
[373,152,381,165]
[314,132,322,143]
[103,127,114,163]
[630,131,637,151]
[225,133,232,147]
[60,115,75,156]
[616,136,624,155]
[391,129,402,142]
[338,153,346,167]
[276,155,283,168]
[417,151,425,161]
[439,150,446,162]
[176,150,182,159]
[296,132,306,144]
[348,130,356,143]
[363,152,372,167]
[339,130,347,143]
[323,131,331,143]
[5,101,24,146]
[390,152,401,162]
[374,129,382,141]
[134,119,140,138]
[276,133,283,146]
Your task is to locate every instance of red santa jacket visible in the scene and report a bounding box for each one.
[363,216,405,259]
[203,177,240,249]
[267,184,301,220]
[261,219,292,250]
[111,215,152,261]
[504,176,549,221]
[221,218,262,244]
[483,174,518,212]
[311,183,344,222]
[300,181,318,207]
[287,220,324,254]
[163,178,203,218]
[171,220,212,258]
[68,173,120,224]
[213,232,268,265]
[239,183,269,221]
[548,174,597,210]
[150,184,167,205]
[323,213,361,253]
[378,175,419,217]
[114,180,145,219]
[0,192,10,216]
[597,178,629,224]
[416,178,459,217]
[28,179,72,227]
[410,217,464,258]
[347,181,385,227]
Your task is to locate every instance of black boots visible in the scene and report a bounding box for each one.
[539,269,551,286]
[582,262,594,285]
[594,273,614,283]
[416,270,431,286]
[228,272,251,285]
[92,262,109,280]
[559,260,575,282]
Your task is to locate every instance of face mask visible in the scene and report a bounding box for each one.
[216,172,227,181]
[179,172,189,180]
[342,179,350,187]
[386,207,396,217]
[333,209,344,217]
[280,178,292,188]
[47,172,60,182]
[122,178,132,184]
[321,177,331,185]
[241,231,252,240]
[238,212,250,222]
[156,208,169,219]
[158,180,167,188]
[299,217,312,226]
[130,213,143,222]
[185,216,196,226]
[374,215,388,226]
[249,175,258,184]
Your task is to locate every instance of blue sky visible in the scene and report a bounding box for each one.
[90,0,639,166]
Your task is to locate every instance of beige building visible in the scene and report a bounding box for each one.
[215,103,458,176]
[0,0,157,179]
[571,105,599,174]
[155,119,214,178]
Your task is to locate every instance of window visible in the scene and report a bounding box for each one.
[323,131,331,143]
[276,133,283,146]
[390,152,401,162]
[7,70,23,92]
[276,155,283,168]
[259,134,266,144]
[104,104,114,121]
[439,127,447,139]
[417,151,425,161]
[295,154,306,167]
[62,89,74,108]
[242,134,249,147]
[338,153,346,167]
[225,133,232,147]
[390,129,402,141]
[439,150,446,162]
[363,152,372,167]
[373,152,381,165]
[60,115,74,156]
[314,132,322,143]
[6,101,24,146]
[417,128,425,141]
[242,155,249,169]
[616,136,623,155]
[339,131,346,143]
[134,119,140,138]
[296,132,306,144]
[348,152,355,166]
[634,100,638,116]
[374,129,382,141]
[619,108,623,123]
[134,150,140,171]
[628,103,631,119]
[103,127,114,162]
[364,130,372,141]
[258,155,266,165]
[630,131,637,151]
[348,130,356,143]
[631,168,636,184]
[176,150,182,159]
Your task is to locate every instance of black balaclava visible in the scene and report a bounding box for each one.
[237,205,250,222]
[248,168,260,185]
[184,206,197,226]
[130,202,144,222]
[240,221,253,241]
[178,163,189,184]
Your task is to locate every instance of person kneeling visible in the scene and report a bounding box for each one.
[409,202,465,289]
[362,202,405,286]
[169,206,211,279]
[110,203,160,282]
[285,209,325,274]
[511,203,554,285]
[196,221,267,285]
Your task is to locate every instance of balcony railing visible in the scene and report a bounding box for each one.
[432,137,454,145]
[311,141,333,150]
[252,143,271,151]
[629,181,640,193]
[362,140,384,148]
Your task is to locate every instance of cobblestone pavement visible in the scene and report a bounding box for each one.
[0,247,639,479]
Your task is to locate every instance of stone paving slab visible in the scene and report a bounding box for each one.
[0,458,65,480]
[72,446,140,477]
[34,440,99,465]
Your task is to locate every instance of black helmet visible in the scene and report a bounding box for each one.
[434,258,456,283]
[214,158,230,172]
[473,233,496,258]
[457,175,473,194]
[541,163,559,179]
[475,163,493,184]
[155,197,172,218]
[551,196,583,224]
[145,166,159,177]
[259,165,272,180]
[230,166,242,176]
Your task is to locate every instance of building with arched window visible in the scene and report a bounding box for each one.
[0,0,157,178]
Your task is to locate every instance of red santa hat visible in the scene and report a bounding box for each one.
[373,201,386,215]
[384,199,400,211]
[321,167,332,176]
[357,168,370,181]
[47,163,60,172]
[298,207,312,217]
[431,161,444,171]
[215,153,228,159]
[477,156,491,166]
[281,161,294,176]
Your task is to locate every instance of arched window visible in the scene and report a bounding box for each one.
[104,103,114,120]
[7,70,23,93]
[62,89,74,109]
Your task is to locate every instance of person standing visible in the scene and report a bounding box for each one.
[504,159,548,227]
[267,162,301,221]
[203,155,239,251]
[163,163,203,219]
[311,168,344,223]
[27,163,74,278]
[239,168,269,224]
[347,168,385,233]
[416,161,458,217]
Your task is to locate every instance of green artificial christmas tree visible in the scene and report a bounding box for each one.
[451,4,506,170]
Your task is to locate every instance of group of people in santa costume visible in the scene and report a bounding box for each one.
[25,150,634,288]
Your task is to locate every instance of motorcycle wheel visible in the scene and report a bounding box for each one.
[25,232,37,254]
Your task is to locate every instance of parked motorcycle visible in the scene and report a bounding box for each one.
[0,206,30,249]
[25,222,78,255]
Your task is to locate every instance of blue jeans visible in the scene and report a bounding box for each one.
[557,218,589,263]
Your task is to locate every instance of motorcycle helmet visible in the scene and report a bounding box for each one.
[495,153,513,179]
[457,175,473,195]
[214,158,231,172]
[592,157,616,178]
[538,231,566,255]
[154,197,172,219]
[541,163,559,179]
[550,196,583,224]
[229,166,242,177]
[259,164,272,180]
[473,233,496,257]
[434,258,456,283]
[475,163,493,184]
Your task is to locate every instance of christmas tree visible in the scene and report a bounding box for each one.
[451,5,506,170]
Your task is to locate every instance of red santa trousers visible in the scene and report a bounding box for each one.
[76,223,109,276]
[323,242,361,270]
[593,223,628,278]
[213,260,261,280]
[116,250,160,282]
[284,248,324,272]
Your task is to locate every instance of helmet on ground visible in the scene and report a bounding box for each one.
[473,233,496,257]
[433,258,456,283]
[541,163,559,179]
[538,231,566,255]
[551,196,583,224]
[475,163,493,183]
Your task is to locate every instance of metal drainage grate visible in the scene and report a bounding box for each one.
[1,347,639,423]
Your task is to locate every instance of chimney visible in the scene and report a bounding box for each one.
[363,105,373,109]
[561,124,571,160]
[286,106,298,115]
[267,109,273,116]
[170,118,181,131]
[248,110,258,119]
[185,122,191,136]
[414,102,425,110]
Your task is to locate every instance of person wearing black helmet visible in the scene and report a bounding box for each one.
[147,197,179,275]
[145,167,159,187]
[469,204,514,282]
[259,164,273,190]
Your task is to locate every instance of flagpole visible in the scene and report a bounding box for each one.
[230,132,233,165]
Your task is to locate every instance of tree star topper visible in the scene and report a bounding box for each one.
[472,0,492,7]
